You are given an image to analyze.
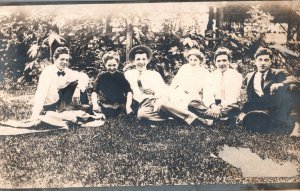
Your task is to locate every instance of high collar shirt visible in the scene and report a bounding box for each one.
[32,64,89,118]
[168,64,211,108]
[124,69,167,103]
[207,68,243,107]
[254,70,269,97]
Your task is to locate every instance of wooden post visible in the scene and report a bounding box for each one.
[207,7,214,31]
[216,6,224,40]
[125,18,133,62]
[105,15,112,35]
[216,7,224,31]
[297,23,300,41]
[241,16,245,37]
[206,7,214,48]
[287,8,292,41]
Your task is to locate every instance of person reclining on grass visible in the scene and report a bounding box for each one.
[188,47,243,126]
[20,46,101,128]
[91,50,133,118]
[124,45,168,124]
[158,48,214,126]
[0,47,104,131]
[125,45,216,125]
[239,47,300,138]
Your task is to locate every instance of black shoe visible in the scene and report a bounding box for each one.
[222,116,238,127]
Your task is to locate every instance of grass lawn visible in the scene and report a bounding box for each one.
[0,89,299,188]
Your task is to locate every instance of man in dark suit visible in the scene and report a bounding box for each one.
[240,47,300,138]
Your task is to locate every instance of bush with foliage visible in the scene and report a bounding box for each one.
[0,5,299,91]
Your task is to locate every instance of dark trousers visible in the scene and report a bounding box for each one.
[243,84,300,124]
[42,81,89,114]
[188,100,241,119]
[98,103,123,118]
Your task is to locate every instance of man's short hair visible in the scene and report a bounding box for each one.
[214,47,232,61]
[129,45,152,61]
[254,47,273,59]
[185,48,205,62]
[53,47,70,60]
[102,51,120,64]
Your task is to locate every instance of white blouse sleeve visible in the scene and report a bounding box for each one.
[202,69,215,107]
[169,67,182,90]
[153,72,168,97]
[31,68,53,118]
[68,69,90,91]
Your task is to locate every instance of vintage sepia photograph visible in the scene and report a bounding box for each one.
[0,0,299,190]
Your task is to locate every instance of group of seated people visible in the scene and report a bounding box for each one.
[28,45,300,138]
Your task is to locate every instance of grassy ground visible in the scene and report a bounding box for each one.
[0,89,299,188]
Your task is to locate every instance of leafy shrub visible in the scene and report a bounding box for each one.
[0,6,299,91]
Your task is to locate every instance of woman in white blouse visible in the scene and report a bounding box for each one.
[158,48,213,126]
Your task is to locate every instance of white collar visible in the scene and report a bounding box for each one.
[257,69,269,79]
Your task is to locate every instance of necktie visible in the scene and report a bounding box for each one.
[221,72,225,102]
[137,79,143,91]
[137,72,144,92]
[261,72,265,90]
[57,71,65,77]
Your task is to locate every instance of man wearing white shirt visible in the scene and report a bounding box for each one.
[124,45,168,122]
[30,47,90,121]
[188,47,243,124]
[124,45,203,125]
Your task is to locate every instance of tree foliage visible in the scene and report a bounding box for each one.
[0,6,299,90]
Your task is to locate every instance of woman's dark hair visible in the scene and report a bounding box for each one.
[102,51,120,64]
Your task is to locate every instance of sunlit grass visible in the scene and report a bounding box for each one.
[0,89,299,188]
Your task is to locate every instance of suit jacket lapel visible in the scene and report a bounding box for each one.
[263,69,275,89]
[246,71,256,87]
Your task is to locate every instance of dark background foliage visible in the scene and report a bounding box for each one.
[0,4,299,91]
